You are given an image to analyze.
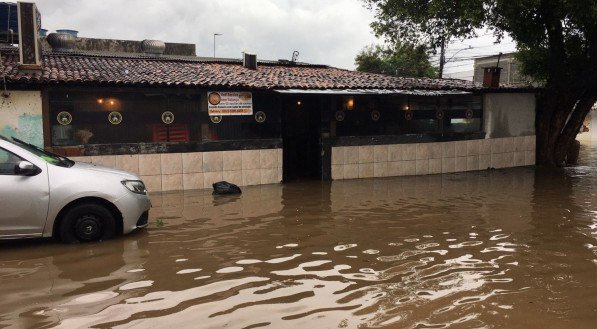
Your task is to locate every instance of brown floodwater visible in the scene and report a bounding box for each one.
[1,143,596,329]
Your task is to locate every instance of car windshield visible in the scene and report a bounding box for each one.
[6,136,74,167]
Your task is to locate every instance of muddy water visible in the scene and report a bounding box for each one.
[1,145,596,329]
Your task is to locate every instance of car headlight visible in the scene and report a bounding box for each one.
[121,180,147,195]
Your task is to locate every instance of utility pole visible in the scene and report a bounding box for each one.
[438,36,446,79]
[213,33,222,58]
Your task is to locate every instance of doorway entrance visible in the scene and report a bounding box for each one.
[282,96,322,181]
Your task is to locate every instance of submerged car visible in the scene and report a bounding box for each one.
[0,135,150,243]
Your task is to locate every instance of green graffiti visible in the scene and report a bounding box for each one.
[0,114,43,147]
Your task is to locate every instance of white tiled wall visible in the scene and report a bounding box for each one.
[70,148,283,192]
[331,136,535,180]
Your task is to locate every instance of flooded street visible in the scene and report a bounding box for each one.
[1,144,596,329]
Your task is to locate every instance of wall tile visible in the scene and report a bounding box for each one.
[358,146,374,163]
[161,153,182,175]
[514,137,526,151]
[402,144,417,160]
[388,161,400,176]
[442,142,455,158]
[183,173,204,191]
[503,152,515,167]
[455,141,467,157]
[374,162,388,177]
[223,151,242,171]
[479,139,491,155]
[374,145,389,162]
[388,144,402,161]
[140,175,161,193]
[332,147,346,165]
[260,168,278,184]
[525,150,536,166]
[514,151,526,167]
[467,155,479,171]
[203,151,223,172]
[242,169,260,186]
[429,158,442,174]
[344,164,359,179]
[139,154,161,176]
[455,156,468,172]
[278,167,283,182]
[416,143,429,160]
[345,146,359,164]
[503,137,516,153]
[466,140,480,156]
[182,152,203,173]
[162,174,183,192]
[442,157,455,173]
[222,170,242,186]
[260,149,277,169]
[478,154,491,170]
[332,164,344,180]
[491,153,505,169]
[91,155,116,168]
[115,154,139,174]
[203,171,223,189]
[242,150,260,170]
[415,159,429,175]
[358,163,374,178]
[401,160,416,176]
[428,143,442,159]
[277,149,283,167]
[524,135,536,151]
[491,138,504,154]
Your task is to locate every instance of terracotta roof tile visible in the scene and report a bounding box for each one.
[0,51,496,91]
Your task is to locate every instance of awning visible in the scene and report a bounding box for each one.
[273,89,472,96]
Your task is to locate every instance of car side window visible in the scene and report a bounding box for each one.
[0,148,22,175]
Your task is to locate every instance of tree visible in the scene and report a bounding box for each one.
[364,0,596,166]
[355,43,438,78]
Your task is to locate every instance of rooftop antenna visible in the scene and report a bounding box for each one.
[213,33,222,58]
[291,50,299,63]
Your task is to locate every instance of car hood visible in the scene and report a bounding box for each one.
[72,161,139,180]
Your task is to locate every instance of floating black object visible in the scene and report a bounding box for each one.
[212,181,242,195]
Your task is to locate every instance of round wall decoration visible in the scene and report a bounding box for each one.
[255,111,266,123]
[57,111,72,125]
[436,109,445,120]
[210,115,222,124]
[404,110,414,121]
[108,111,122,125]
[335,110,345,122]
[371,110,381,121]
[465,109,474,119]
[208,92,221,106]
[161,111,175,124]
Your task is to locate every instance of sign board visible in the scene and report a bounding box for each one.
[207,91,253,116]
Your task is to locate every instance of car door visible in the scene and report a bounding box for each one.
[0,146,50,238]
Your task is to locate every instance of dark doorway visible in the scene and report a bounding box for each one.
[282,96,322,181]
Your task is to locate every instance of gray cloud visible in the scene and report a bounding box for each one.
[35,0,379,69]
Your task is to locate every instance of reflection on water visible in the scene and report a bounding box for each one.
[1,144,596,328]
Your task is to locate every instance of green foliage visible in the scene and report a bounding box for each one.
[355,43,438,78]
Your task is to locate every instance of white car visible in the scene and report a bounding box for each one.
[0,135,151,243]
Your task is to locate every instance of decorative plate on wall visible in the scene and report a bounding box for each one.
[404,110,414,121]
[57,111,72,125]
[108,111,122,125]
[465,109,474,119]
[335,110,345,122]
[371,110,380,121]
[255,111,266,123]
[161,111,175,124]
[436,109,445,120]
[210,115,222,124]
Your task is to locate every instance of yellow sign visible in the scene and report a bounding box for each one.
[207,91,253,116]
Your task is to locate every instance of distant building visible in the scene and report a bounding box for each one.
[473,52,534,85]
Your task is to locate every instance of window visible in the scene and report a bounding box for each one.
[0,148,22,175]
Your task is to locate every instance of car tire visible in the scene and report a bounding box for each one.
[59,203,116,243]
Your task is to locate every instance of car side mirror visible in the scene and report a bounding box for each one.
[14,161,40,176]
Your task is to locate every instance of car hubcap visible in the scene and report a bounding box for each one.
[75,214,102,241]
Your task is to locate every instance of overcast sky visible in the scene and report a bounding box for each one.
[34,0,515,78]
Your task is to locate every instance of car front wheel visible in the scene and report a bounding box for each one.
[59,203,116,243]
